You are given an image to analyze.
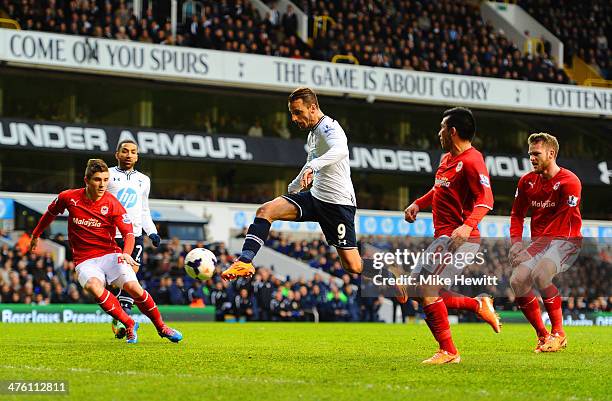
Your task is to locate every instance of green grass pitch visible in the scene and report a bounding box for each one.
[0,323,609,401]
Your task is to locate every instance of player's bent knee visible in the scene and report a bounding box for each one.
[84,278,105,296]
[255,204,271,219]
[122,281,144,298]
[256,198,295,222]
[510,267,531,291]
[531,269,552,290]
[510,272,527,290]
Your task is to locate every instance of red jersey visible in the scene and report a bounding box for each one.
[510,168,582,245]
[34,188,134,266]
[415,147,494,238]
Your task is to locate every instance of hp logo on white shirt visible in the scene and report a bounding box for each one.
[117,188,138,208]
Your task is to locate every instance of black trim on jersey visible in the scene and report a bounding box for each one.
[114,166,139,180]
[311,115,327,132]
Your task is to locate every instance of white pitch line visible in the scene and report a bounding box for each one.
[0,365,598,400]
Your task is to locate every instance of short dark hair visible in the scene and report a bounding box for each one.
[116,139,138,152]
[443,107,476,141]
[288,87,319,107]
[85,159,108,180]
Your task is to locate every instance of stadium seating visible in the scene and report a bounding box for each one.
[2,0,570,84]
[303,0,569,83]
[517,0,610,80]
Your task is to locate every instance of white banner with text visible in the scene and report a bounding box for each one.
[0,29,610,117]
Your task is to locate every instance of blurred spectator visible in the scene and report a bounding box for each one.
[234,288,254,320]
[247,118,264,137]
[519,0,610,79]
[211,280,231,321]
[269,290,283,321]
[1,230,608,325]
[169,276,188,305]
[253,270,274,320]
[282,5,298,37]
[280,290,303,321]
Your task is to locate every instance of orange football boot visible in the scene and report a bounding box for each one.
[475,295,502,333]
[540,332,567,352]
[422,350,461,364]
[221,260,255,281]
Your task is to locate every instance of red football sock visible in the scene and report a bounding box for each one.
[439,289,479,313]
[516,291,548,338]
[95,289,134,328]
[424,298,457,355]
[541,284,564,335]
[133,290,165,331]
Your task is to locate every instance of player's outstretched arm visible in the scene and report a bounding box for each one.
[31,212,57,240]
[406,187,435,223]
[30,193,67,248]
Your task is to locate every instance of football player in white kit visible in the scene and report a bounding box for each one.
[107,139,161,338]
[222,87,363,280]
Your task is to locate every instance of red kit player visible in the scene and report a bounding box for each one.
[510,133,582,353]
[30,159,182,344]
[403,107,500,364]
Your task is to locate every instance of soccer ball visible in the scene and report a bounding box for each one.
[184,248,217,280]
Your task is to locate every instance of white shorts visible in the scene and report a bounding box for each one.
[412,235,481,282]
[75,253,138,289]
[521,239,581,274]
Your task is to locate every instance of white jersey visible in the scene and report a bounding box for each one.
[288,116,356,206]
[107,166,157,238]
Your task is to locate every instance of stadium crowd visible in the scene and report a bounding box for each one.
[1,227,610,323]
[0,233,386,322]
[1,0,570,84]
[304,0,569,83]
[262,230,612,318]
[518,0,610,79]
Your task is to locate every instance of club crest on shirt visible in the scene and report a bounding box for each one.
[553,182,560,190]
[455,161,463,172]
[479,174,490,188]
[567,195,579,207]
[100,206,109,215]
